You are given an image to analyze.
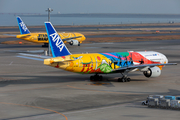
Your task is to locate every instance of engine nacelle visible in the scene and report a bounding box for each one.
[143,66,161,78]
[69,40,79,46]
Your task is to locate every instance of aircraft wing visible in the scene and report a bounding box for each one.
[62,36,82,41]
[113,63,177,72]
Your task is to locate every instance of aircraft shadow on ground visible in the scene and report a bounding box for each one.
[0,74,86,85]
[0,73,149,88]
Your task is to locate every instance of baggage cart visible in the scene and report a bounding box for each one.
[176,96,180,100]
[165,95,176,100]
[170,100,180,110]
[159,99,170,109]
[148,98,159,108]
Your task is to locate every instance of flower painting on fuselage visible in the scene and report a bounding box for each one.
[64,52,160,74]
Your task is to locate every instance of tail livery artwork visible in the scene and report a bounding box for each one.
[42,22,177,82]
[16,16,86,47]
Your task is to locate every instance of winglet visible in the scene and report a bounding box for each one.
[16,16,30,34]
[44,22,71,57]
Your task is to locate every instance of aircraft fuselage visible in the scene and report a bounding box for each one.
[44,51,168,74]
[16,32,86,43]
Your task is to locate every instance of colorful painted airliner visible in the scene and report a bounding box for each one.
[16,16,86,47]
[18,22,177,82]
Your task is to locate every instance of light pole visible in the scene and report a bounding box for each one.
[46,8,53,56]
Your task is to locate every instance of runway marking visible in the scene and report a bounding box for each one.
[0,85,61,93]
[87,82,111,86]
[0,77,16,81]
[92,42,114,44]
[64,102,136,115]
[67,85,142,95]
[0,102,68,120]
[9,61,13,65]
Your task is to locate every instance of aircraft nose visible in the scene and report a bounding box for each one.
[81,34,86,41]
[160,53,168,64]
[83,36,86,41]
[163,54,168,64]
[165,57,168,64]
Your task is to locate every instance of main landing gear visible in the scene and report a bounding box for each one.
[89,73,131,82]
[90,74,103,81]
[117,73,131,82]
[118,77,131,82]
[42,43,48,47]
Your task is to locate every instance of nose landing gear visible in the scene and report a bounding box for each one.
[42,43,48,47]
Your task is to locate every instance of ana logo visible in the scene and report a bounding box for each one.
[19,22,28,32]
[50,33,64,52]
[153,54,157,56]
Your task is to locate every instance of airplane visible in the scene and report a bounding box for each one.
[17,22,177,82]
[16,16,86,47]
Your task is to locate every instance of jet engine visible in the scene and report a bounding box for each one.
[69,40,80,46]
[143,66,161,78]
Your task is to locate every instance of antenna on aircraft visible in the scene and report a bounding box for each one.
[46,8,53,56]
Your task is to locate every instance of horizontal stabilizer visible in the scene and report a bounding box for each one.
[3,34,16,37]
[16,55,44,61]
[16,34,31,38]
[17,53,53,61]
[44,56,74,65]
[18,53,52,59]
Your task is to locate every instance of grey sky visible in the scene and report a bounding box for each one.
[0,0,180,14]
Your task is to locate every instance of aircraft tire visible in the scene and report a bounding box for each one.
[118,78,122,82]
[95,76,99,81]
[99,76,103,81]
[78,42,80,46]
[127,78,131,82]
[90,76,94,81]
[42,43,48,47]
[122,78,125,82]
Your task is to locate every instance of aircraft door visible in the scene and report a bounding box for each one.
[79,58,83,67]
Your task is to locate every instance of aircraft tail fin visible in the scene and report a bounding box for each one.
[44,22,71,57]
[16,16,30,34]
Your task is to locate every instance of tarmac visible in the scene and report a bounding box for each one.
[0,38,180,120]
